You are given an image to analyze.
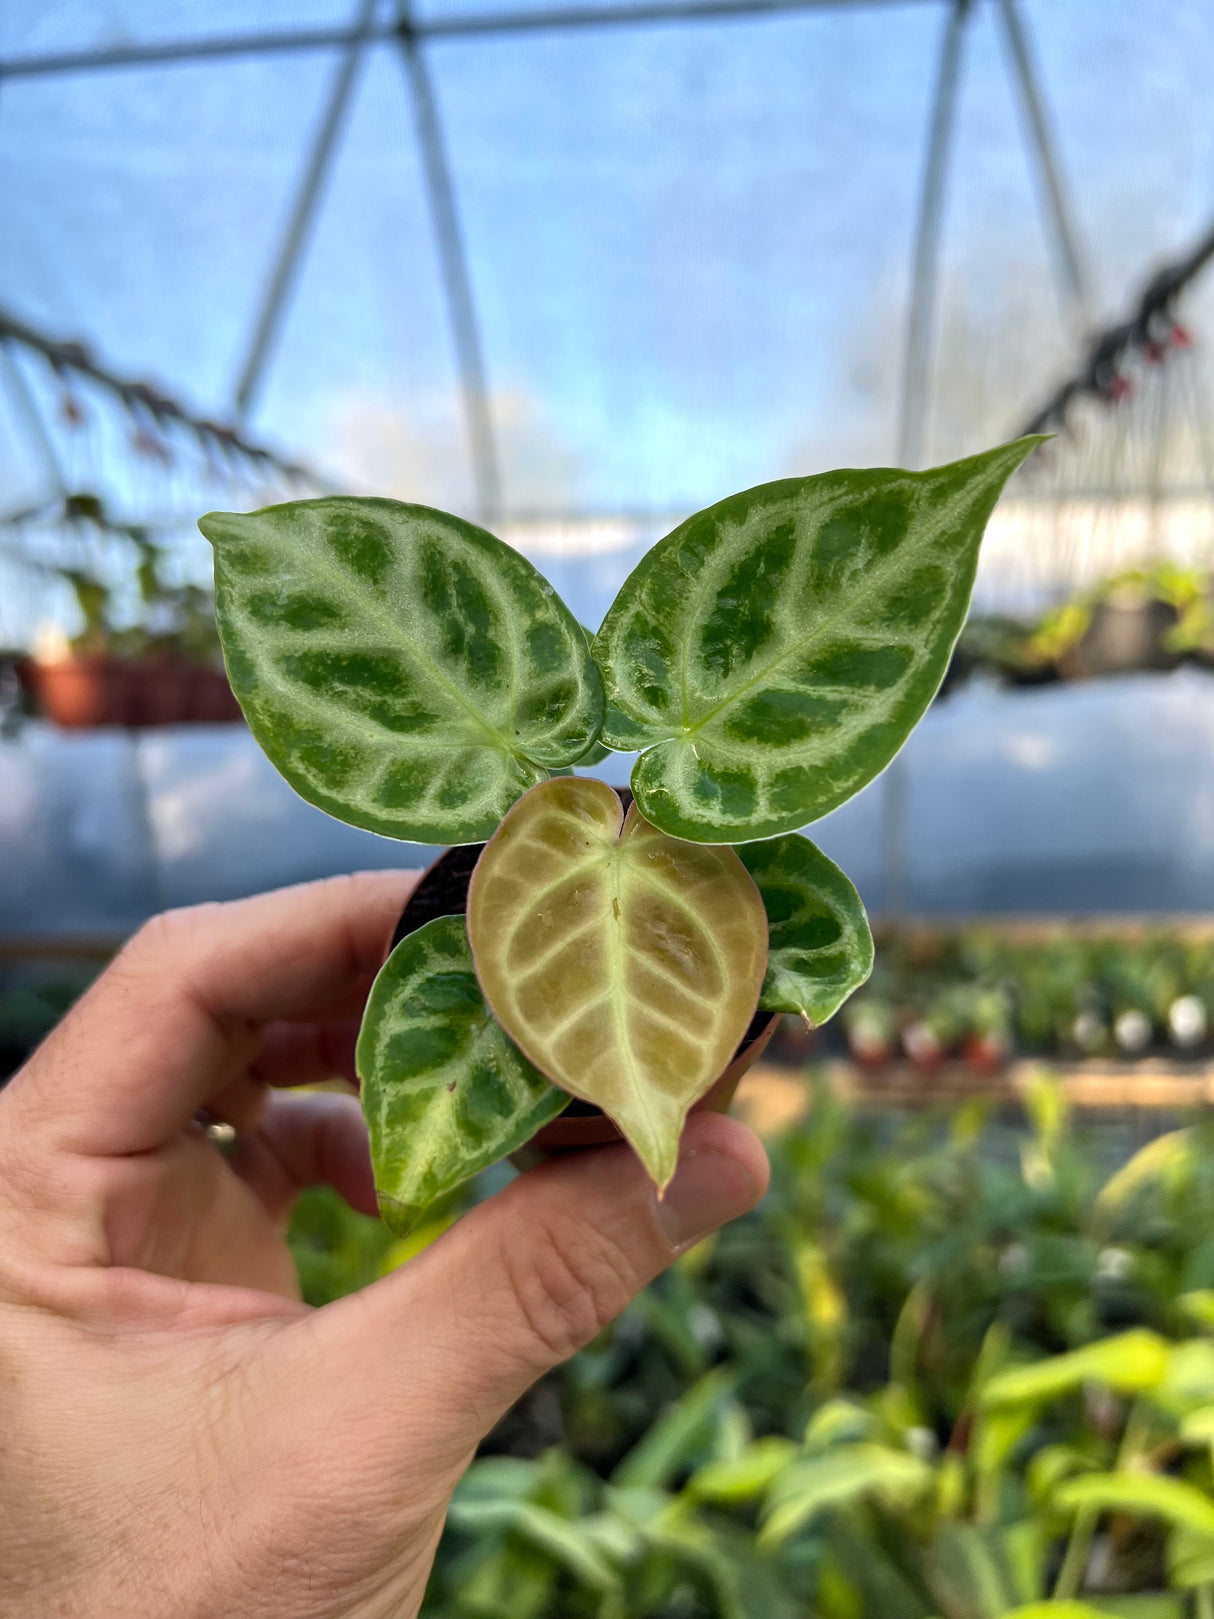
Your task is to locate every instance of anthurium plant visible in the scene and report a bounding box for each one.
[199,436,1041,1231]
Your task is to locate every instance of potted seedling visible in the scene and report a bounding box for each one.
[199,435,1040,1231]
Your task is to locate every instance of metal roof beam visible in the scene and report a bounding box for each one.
[995,0,1089,334]
[897,0,970,468]
[395,17,503,525]
[233,0,378,422]
[0,0,933,79]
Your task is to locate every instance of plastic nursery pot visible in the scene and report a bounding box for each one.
[390,792,780,1159]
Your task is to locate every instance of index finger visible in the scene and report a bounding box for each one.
[9,870,418,1157]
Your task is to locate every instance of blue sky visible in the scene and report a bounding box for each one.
[1,0,1213,536]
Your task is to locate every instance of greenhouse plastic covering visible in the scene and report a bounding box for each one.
[5,670,1214,936]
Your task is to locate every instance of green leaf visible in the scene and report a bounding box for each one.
[803,1398,876,1452]
[610,1367,737,1490]
[738,834,873,1024]
[1054,1471,1214,1538]
[1003,1606,1142,1619]
[687,1436,799,1504]
[576,738,614,766]
[355,915,567,1234]
[1095,1130,1192,1218]
[1168,1522,1214,1588]
[646,1501,803,1619]
[980,1330,1171,1409]
[446,1539,557,1619]
[1179,1406,1214,1444]
[759,1442,932,1548]
[447,1498,622,1595]
[1160,1341,1214,1411]
[574,624,614,765]
[202,496,604,843]
[467,777,768,1187]
[923,1521,1019,1619]
[593,439,1044,842]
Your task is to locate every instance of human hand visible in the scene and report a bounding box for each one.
[0,874,768,1618]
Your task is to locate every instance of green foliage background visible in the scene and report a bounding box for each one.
[290,1080,1214,1617]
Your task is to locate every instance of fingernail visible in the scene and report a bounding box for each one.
[653,1148,761,1249]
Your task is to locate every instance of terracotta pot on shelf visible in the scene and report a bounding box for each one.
[17,655,132,728]
[128,659,193,727]
[391,796,780,1158]
[18,655,244,729]
[189,666,244,723]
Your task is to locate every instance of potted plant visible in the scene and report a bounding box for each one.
[199,435,1041,1231]
[17,494,242,728]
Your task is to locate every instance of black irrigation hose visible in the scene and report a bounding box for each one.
[1019,216,1214,437]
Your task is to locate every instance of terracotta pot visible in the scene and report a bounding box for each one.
[392,803,779,1158]
[19,656,244,729]
[18,656,133,728]
[189,666,244,724]
[128,660,193,727]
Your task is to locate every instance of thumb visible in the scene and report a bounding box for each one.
[309,1110,768,1466]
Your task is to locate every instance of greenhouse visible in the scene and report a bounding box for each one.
[3,2,1214,1615]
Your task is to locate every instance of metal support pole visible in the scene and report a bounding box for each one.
[898,0,969,470]
[395,20,503,525]
[234,0,378,421]
[995,0,1089,333]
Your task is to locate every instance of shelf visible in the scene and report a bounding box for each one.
[734,1056,1214,1135]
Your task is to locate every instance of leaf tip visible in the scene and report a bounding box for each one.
[377,1190,427,1238]
[196,508,249,549]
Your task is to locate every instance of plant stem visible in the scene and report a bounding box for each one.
[1052,1505,1096,1600]
[1197,1585,1214,1619]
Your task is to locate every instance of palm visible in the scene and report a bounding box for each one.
[109,1122,302,1297]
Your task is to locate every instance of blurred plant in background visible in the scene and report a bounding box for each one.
[838,928,1214,1073]
[946,563,1214,698]
[290,1079,1214,1617]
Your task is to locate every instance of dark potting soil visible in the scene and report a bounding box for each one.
[391,787,769,1120]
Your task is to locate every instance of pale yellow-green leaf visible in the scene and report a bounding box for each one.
[1168,1521,1214,1588]
[687,1437,799,1505]
[1003,1605,1130,1619]
[1054,1471,1214,1538]
[1096,1129,1192,1218]
[1179,1291,1214,1332]
[980,1330,1170,1409]
[467,777,768,1187]
[1179,1406,1214,1444]
[803,1397,876,1452]
[1159,1341,1214,1412]
[758,1442,931,1548]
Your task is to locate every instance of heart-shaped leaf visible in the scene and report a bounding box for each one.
[738,834,873,1025]
[356,914,568,1234]
[593,438,1044,842]
[466,777,768,1187]
[201,497,604,844]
